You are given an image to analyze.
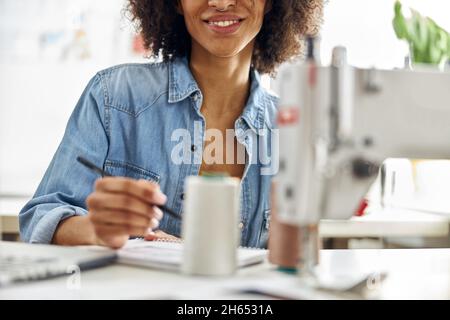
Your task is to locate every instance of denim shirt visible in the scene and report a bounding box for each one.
[19,57,279,248]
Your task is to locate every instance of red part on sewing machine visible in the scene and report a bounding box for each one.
[355,198,368,216]
[277,108,299,126]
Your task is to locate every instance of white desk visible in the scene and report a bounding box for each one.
[320,208,450,238]
[1,248,449,300]
[2,197,449,240]
[0,197,26,235]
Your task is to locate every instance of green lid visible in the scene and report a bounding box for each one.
[200,171,230,179]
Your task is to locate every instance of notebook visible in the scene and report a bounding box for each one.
[117,239,267,271]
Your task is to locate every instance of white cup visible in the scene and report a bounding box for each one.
[181,176,240,276]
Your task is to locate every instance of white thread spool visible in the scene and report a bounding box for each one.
[181,176,240,276]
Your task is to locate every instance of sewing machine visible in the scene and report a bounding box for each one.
[271,42,450,272]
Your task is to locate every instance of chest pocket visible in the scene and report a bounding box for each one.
[104,160,160,183]
[258,208,271,249]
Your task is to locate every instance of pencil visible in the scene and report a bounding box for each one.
[76,156,181,221]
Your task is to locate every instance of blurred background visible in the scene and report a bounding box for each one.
[0,0,146,197]
[1,0,450,246]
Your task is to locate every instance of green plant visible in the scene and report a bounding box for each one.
[393,0,450,65]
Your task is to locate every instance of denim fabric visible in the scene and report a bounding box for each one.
[19,57,278,248]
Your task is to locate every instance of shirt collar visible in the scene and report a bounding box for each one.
[168,56,200,103]
[168,56,278,135]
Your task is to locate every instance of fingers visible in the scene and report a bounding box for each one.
[95,177,167,205]
[90,209,160,229]
[144,230,180,242]
[87,177,169,249]
[87,192,161,218]
[93,220,156,237]
[152,206,164,221]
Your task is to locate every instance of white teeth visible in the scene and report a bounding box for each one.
[209,20,239,27]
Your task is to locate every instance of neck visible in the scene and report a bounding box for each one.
[189,41,254,116]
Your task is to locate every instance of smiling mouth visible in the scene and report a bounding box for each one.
[203,18,244,34]
[206,19,243,27]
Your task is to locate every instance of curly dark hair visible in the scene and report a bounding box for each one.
[127,0,323,75]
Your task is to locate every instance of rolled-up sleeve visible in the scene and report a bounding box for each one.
[19,73,109,243]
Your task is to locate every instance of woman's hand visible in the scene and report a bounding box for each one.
[144,230,180,242]
[86,177,167,249]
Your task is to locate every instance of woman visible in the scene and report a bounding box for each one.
[20,0,322,249]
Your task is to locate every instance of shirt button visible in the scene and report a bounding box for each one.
[191,145,197,152]
[285,186,294,199]
[238,222,244,230]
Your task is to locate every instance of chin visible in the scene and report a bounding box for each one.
[206,45,245,59]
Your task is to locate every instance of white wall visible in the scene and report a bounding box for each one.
[0,0,145,196]
[0,63,105,195]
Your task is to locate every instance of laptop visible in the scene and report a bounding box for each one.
[0,241,116,287]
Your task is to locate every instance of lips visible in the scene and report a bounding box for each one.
[203,15,245,34]
[208,19,240,27]
[205,14,244,23]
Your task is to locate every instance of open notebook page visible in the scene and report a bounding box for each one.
[117,239,267,271]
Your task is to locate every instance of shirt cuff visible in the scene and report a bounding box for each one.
[29,205,88,244]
